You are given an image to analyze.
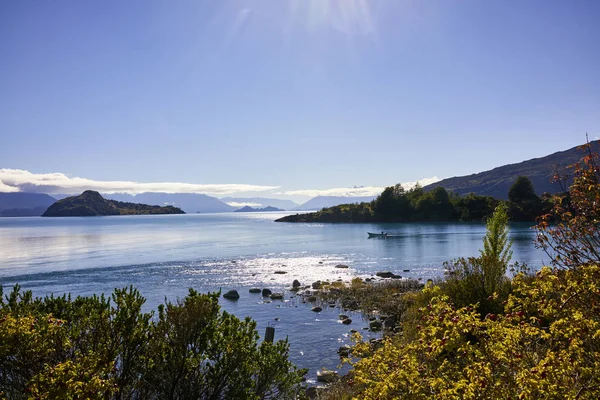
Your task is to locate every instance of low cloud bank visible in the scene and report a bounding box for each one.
[279,177,441,198]
[0,169,279,196]
[225,202,263,208]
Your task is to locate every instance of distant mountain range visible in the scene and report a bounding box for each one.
[424,141,598,199]
[0,192,56,217]
[294,196,378,211]
[104,193,235,213]
[43,191,185,217]
[234,205,284,212]
[220,197,299,210]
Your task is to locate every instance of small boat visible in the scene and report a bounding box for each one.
[368,232,388,238]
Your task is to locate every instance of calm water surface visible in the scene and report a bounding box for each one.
[0,212,547,381]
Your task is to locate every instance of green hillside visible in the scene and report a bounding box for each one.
[424,141,599,199]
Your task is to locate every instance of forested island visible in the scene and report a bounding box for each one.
[277,176,548,223]
[42,190,185,217]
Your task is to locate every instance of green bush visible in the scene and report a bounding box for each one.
[0,286,306,399]
[441,203,514,316]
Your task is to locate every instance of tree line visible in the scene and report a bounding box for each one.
[278,175,550,223]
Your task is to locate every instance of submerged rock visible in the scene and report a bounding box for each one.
[249,288,261,294]
[223,290,240,300]
[335,264,349,269]
[270,293,284,300]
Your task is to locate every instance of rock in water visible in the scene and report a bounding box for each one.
[223,290,240,300]
[376,271,401,279]
[316,370,338,383]
[335,264,349,269]
[369,320,382,332]
[270,293,283,300]
[311,306,322,312]
[262,288,272,297]
[249,288,261,294]
[338,345,351,357]
[292,279,301,288]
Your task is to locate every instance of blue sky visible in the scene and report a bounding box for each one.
[1,0,598,200]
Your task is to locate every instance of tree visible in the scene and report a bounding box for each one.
[508,176,543,221]
[508,176,537,204]
[373,184,411,221]
[480,202,513,293]
[536,142,600,268]
[442,203,513,315]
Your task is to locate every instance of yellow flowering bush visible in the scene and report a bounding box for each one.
[344,265,600,399]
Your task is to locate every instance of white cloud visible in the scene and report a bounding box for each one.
[0,179,19,193]
[225,201,263,208]
[279,186,385,198]
[401,176,442,189]
[0,169,279,196]
[278,177,442,198]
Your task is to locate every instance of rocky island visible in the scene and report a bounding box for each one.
[42,190,185,217]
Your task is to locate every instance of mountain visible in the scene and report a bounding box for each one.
[43,191,185,217]
[0,192,56,217]
[0,206,51,217]
[220,197,299,210]
[424,141,599,199]
[295,196,378,211]
[0,192,56,211]
[234,205,284,212]
[102,193,235,213]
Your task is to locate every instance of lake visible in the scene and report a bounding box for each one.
[0,212,547,382]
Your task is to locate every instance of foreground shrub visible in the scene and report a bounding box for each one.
[341,264,600,399]
[441,203,515,317]
[0,286,306,399]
